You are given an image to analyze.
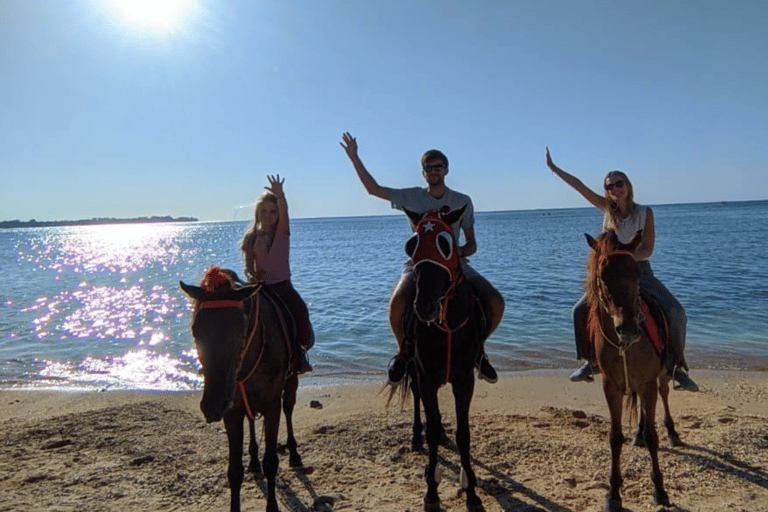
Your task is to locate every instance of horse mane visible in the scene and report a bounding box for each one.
[201,265,236,292]
[584,232,617,347]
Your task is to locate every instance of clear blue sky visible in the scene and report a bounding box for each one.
[2,0,766,222]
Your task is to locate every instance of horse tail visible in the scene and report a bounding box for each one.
[624,391,638,428]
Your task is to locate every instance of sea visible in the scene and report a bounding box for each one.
[1,200,767,391]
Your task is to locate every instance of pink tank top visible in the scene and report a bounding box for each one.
[254,231,291,284]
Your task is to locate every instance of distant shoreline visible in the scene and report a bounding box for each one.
[0,216,198,229]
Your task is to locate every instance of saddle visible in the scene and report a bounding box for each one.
[639,290,668,357]
[222,269,309,362]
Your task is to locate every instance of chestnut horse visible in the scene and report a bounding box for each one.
[394,206,485,512]
[180,267,302,512]
[585,231,681,512]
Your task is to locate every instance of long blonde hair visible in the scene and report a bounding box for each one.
[602,170,638,231]
[241,191,279,253]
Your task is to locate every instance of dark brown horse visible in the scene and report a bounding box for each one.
[394,206,485,512]
[585,231,681,512]
[180,266,302,512]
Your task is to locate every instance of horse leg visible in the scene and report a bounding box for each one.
[420,382,442,512]
[223,413,245,512]
[283,373,303,467]
[247,418,262,475]
[658,375,683,447]
[640,385,670,507]
[602,382,624,512]
[410,373,424,451]
[453,377,483,511]
[262,404,282,512]
[434,400,450,447]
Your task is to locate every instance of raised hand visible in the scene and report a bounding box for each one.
[545,146,558,172]
[340,132,358,159]
[265,174,285,197]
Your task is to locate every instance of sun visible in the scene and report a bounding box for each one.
[108,0,196,32]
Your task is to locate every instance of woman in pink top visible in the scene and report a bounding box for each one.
[242,175,313,373]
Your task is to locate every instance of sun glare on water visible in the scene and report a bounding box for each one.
[108,0,197,33]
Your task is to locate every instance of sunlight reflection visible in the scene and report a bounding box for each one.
[20,223,189,275]
[37,350,202,391]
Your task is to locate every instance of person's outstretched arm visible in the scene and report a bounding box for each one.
[266,174,289,235]
[341,132,391,201]
[546,147,607,211]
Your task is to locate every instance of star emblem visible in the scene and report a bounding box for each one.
[422,221,435,232]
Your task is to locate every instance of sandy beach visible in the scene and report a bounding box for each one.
[1,370,766,512]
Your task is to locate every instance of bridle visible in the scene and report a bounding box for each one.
[410,214,468,386]
[590,249,644,393]
[194,290,290,421]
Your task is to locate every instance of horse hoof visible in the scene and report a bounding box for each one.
[632,436,646,448]
[668,436,684,448]
[603,498,622,512]
[466,491,484,512]
[412,438,425,452]
[423,500,441,512]
[289,454,303,468]
[248,463,263,476]
[653,491,671,507]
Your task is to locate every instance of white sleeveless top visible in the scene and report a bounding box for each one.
[602,204,648,257]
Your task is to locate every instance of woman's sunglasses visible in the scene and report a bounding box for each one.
[605,180,625,191]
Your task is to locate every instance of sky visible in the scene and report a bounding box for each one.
[1,0,767,222]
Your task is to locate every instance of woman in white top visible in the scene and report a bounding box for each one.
[546,148,697,391]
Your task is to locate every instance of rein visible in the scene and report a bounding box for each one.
[195,288,292,422]
[416,270,469,386]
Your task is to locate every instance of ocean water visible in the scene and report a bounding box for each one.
[1,201,767,391]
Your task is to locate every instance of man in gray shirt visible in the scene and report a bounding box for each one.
[341,132,504,384]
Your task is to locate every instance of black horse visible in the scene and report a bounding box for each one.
[180,266,302,512]
[395,206,486,512]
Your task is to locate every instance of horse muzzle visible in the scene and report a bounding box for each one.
[200,382,235,423]
[414,298,441,324]
[614,322,642,346]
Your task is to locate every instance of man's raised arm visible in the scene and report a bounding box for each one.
[341,132,391,201]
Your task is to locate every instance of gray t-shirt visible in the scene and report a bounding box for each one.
[387,186,474,242]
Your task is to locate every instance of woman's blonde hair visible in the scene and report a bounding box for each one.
[241,191,278,253]
[602,170,637,231]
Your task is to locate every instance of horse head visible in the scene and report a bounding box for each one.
[180,266,260,423]
[586,230,644,345]
[404,205,466,323]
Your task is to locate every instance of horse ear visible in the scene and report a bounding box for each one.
[404,208,423,227]
[180,281,206,301]
[232,284,261,302]
[441,204,467,226]
[585,233,598,250]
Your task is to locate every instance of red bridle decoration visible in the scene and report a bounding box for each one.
[410,210,467,385]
